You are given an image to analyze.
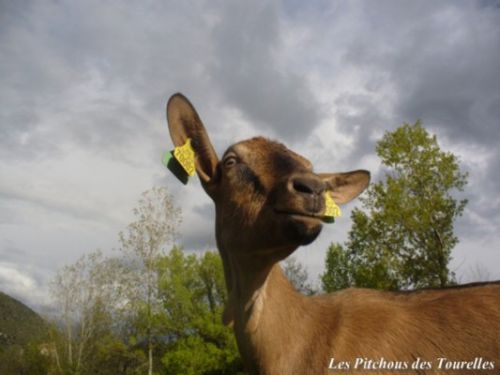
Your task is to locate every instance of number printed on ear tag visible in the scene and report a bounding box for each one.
[323,192,341,223]
[173,138,196,177]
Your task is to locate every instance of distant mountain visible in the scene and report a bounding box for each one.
[0,291,47,349]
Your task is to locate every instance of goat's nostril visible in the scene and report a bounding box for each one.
[293,180,314,194]
[291,176,325,196]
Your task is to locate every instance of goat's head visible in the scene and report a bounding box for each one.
[167,93,370,262]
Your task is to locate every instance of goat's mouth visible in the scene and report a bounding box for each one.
[274,209,323,223]
[275,209,323,245]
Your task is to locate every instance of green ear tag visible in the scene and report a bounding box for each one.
[162,150,189,184]
[323,192,341,224]
[162,138,196,185]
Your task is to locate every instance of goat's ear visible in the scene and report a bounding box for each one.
[167,93,219,195]
[319,170,370,204]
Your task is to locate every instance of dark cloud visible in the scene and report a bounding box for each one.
[333,93,391,165]
[208,1,322,140]
[0,0,321,164]
[0,1,210,161]
[336,1,500,147]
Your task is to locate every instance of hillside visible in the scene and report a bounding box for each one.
[0,291,47,349]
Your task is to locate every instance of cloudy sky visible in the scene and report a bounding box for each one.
[1,1,499,310]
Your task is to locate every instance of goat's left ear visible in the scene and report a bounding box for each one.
[319,170,370,204]
[167,93,220,196]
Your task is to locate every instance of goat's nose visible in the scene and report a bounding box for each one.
[290,175,325,196]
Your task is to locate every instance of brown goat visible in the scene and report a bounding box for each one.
[166,93,500,374]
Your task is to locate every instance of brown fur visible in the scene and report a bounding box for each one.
[166,93,500,374]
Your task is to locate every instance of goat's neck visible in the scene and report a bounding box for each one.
[224,248,312,374]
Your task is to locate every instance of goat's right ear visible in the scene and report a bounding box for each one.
[167,93,220,195]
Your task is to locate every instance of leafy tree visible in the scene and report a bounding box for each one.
[321,243,352,292]
[85,333,146,375]
[118,187,181,375]
[0,340,53,375]
[322,122,468,291]
[157,248,244,375]
[282,257,317,295]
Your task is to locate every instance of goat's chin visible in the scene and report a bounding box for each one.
[284,216,322,246]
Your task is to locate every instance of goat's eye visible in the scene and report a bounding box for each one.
[224,155,237,168]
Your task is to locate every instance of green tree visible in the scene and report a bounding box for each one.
[322,122,468,291]
[118,187,181,375]
[157,248,244,375]
[321,243,352,292]
[85,333,146,375]
[0,340,53,375]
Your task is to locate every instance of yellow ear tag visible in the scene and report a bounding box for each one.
[323,192,341,223]
[173,138,196,177]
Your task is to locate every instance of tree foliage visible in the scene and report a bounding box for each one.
[158,248,244,375]
[321,243,352,292]
[322,122,468,291]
